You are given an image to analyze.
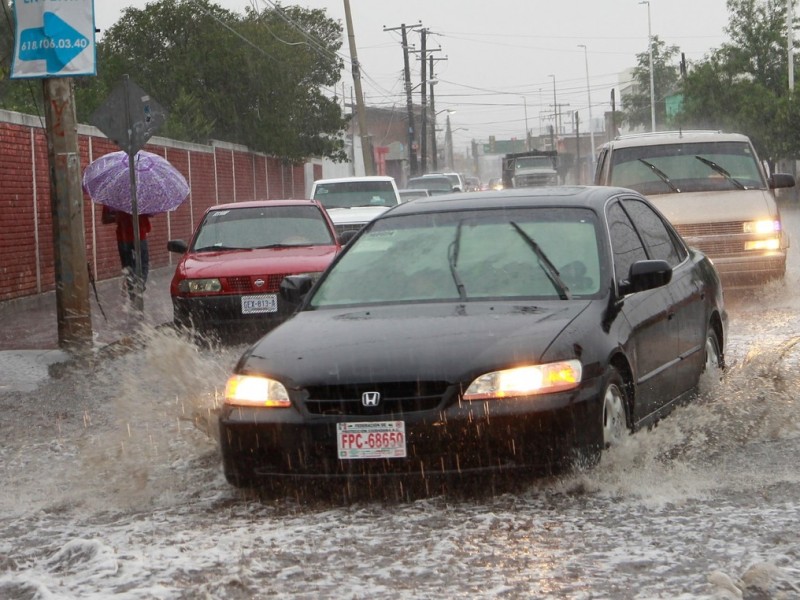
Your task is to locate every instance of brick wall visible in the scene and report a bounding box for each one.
[0,109,311,303]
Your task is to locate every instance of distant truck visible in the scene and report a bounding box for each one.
[502,150,559,188]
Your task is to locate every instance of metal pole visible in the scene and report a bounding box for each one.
[640,1,656,132]
[789,0,795,91]
[579,44,596,175]
[522,95,530,151]
[122,75,144,312]
[549,74,557,136]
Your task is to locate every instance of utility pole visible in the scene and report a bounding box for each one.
[385,23,421,177]
[640,0,656,132]
[429,55,447,172]
[343,0,374,175]
[574,111,581,184]
[419,28,428,174]
[43,78,92,351]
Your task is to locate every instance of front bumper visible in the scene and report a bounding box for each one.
[711,253,786,287]
[219,382,602,481]
[172,294,298,331]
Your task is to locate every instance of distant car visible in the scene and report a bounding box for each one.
[424,171,464,192]
[310,176,401,237]
[407,175,458,195]
[219,186,727,489]
[167,200,341,338]
[487,177,504,191]
[398,188,431,202]
[595,130,795,287]
[464,176,481,191]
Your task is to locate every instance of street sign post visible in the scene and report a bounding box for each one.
[89,75,168,311]
[11,0,96,79]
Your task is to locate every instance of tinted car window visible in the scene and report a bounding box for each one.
[621,198,685,265]
[608,141,766,194]
[192,205,334,250]
[313,181,399,209]
[607,201,648,283]
[310,207,604,307]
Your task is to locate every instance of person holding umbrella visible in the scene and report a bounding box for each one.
[83,150,190,307]
[101,205,153,302]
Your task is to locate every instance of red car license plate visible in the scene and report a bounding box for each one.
[241,294,277,314]
[336,421,407,459]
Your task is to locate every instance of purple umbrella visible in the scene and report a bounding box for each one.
[82,150,190,214]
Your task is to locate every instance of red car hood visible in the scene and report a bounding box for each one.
[177,246,338,279]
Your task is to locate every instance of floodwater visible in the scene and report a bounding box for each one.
[2,216,800,599]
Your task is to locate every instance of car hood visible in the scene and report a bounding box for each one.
[240,301,592,385]
[326,206,392,225]
[647,188,779,225]
[179,246,338,278]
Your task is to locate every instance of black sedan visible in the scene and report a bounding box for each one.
[219,186,727,488]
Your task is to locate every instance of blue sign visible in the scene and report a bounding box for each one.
[11,1,96,79]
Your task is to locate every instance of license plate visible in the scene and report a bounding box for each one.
[337,421,407,459]
[241,294,277,314]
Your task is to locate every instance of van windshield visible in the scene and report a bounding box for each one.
[313,181,399,209]
[609,141,767,195]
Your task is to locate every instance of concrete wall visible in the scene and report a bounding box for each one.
[0,109,310,303]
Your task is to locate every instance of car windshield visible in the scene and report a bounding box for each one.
[191,205,335,251]
[516,157,554,170]
[608,140,766,195]
[408,177,452,193]
[309,207,603,307]
[313,181,399,209]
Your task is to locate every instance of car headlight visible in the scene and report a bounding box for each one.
[743,220,780,234]
[463,360,582,400]
[744,238,781,251]
[178,278,222,293]
[224,375,291,407]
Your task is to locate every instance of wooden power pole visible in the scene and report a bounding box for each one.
[343,0,374,176]
[43,78,92,351]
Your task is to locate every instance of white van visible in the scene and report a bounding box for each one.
[310,176,401,237]
[594,130,795,287]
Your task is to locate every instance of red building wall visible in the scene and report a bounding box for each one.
[0,111,310,303]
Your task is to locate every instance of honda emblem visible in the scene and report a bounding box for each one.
[362,391,380,407]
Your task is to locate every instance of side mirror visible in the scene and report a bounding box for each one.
[167,240,188,254]
[618,260,672,296]
[769,173,795,190]
[279,274,315,304]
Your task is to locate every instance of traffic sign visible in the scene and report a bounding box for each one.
[11,1,96,79]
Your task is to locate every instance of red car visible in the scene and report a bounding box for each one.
[167,200,342,339]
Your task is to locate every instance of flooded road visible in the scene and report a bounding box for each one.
[2,208,800,599]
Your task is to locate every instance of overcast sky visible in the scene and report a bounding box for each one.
[94,0,733,149]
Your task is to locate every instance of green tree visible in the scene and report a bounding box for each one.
[1,0,349,162]
[88,0,349,162]
[679,0,799,161]
[622,36,681,131]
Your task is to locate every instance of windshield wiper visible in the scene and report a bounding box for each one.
[193,244,250,252]
[694,155,747,189]
[638,158,680,192]
[447,220,468,301]
[509,222,571,300]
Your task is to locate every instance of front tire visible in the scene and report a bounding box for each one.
[698,327,723,396]
[574,366,630,469]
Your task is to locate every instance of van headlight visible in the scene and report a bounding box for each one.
[743,220,780,234]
